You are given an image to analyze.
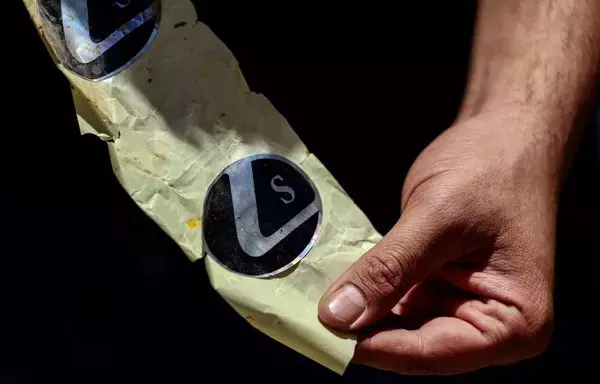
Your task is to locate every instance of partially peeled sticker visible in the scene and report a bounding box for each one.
[38,0,160,81]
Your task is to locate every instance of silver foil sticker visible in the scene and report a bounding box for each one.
[38,0,160,80]
[203,154,323,278]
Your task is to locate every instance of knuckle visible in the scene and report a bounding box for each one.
[410,181,453,211]
[397,332,441,375]
[355,247,408,297]
[417,186,466,223]
[513,309,554,358]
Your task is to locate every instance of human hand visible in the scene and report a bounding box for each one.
[318,112,557,374]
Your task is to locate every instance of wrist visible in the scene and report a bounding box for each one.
[456,105,573,194]
[459,98,574,137]
[457,75,595,131]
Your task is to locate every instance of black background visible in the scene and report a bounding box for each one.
[14,1,599,383]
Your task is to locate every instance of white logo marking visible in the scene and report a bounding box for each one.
[226,159,319,258]
[270,175,295,204]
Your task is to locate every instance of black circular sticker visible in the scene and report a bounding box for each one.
[203,154,322,278]
[38,0,160,80]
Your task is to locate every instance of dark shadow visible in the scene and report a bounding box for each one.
[18,0,600,383]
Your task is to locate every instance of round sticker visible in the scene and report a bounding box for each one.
[38,0,160,81]
[203,154,322,278]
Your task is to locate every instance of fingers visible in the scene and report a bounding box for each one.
[354,297,552,375]
[354,316,495,375]
[318,209,452,331]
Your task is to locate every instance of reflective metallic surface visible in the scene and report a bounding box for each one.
[203,154,323,278]
[62,0,157,64]
[226,157,320,258]
[38,0,160,80]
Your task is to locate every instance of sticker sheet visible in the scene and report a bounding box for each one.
[23,0,382,373]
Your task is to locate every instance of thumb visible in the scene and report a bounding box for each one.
[318,208,451,331]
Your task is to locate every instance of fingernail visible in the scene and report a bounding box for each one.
[326,284,366,327]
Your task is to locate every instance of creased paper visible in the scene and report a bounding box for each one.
[23,0,382,374]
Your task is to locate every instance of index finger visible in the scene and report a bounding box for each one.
[354,300,534,375]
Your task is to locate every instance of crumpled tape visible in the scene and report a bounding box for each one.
[23,0,382,374]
